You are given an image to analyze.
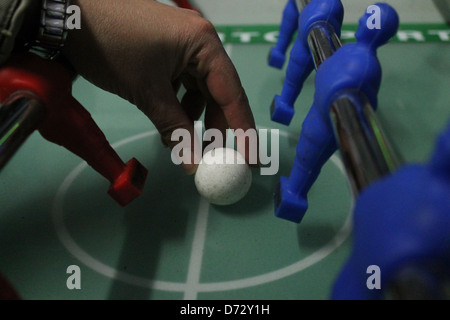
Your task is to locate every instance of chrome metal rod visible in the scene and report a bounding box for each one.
[294,2,399,193]
[307,22,342,69]
[330,93,439,301]
[330,92,400,194]
[297,0,343,68]
[0,91,45,171]
[296,2,437,300]
[296,0,310,11]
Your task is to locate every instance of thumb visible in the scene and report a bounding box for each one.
[140,90,202,175]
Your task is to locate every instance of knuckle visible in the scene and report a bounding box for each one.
[191,16,219,41]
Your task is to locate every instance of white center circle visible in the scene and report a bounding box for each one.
[52,129,353,294]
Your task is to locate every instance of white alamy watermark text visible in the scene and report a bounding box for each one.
[170,121,280,176]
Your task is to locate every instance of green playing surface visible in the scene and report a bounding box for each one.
[0,0,449,300]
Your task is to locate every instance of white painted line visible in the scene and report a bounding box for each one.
[182,41,233,300]
[51,129,352,295]
[184,197,210,300]
[195,204,353,292]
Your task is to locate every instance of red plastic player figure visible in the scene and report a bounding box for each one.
[0,53,148,206]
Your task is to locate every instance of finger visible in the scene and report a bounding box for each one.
[181,89,206,122]
[180,73,206,122]
[140,85,201,174]
[203,100,228,151]
[172,78,182,94]
[182,71,229,156]
[183,71,229,155]
[201,48,259,167]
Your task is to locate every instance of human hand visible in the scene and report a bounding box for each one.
[62,0,257,174]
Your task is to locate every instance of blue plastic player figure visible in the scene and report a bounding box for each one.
[268,0,344,125]
[274,3,399,223]
[332,121,450,300]
[268,0,300,70]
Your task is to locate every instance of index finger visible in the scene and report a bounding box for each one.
[197,41,259,167]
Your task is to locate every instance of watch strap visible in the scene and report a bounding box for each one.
[31,0,71,59]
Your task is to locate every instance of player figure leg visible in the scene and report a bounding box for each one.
[270,36,314,126]
[268,0,299,69]
[275,104,337,223]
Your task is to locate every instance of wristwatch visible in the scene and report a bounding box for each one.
[30,0,71,59]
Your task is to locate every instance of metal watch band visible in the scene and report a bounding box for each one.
[32,0,71,59]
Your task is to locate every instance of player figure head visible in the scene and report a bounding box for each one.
[355,3,399,49]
